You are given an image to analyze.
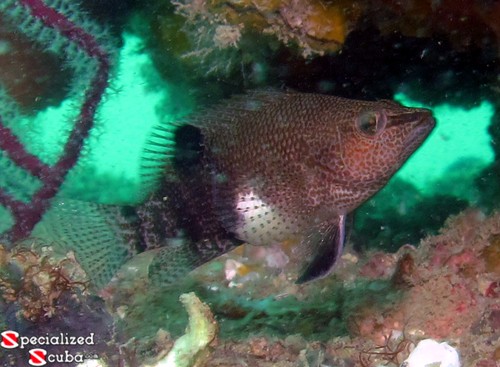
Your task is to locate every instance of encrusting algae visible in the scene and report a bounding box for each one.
[483,233,500,275]
[171,0,358,57]
[153,0,500,79]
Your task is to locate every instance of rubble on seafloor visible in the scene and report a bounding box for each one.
[1,208,499,366]
[110,209,500,367]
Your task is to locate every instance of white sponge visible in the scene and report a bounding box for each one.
[402,339,461,367]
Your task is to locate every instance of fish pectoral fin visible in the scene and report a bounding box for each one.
[296,215,346,284]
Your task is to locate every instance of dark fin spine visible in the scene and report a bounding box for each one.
[139,121,178,197]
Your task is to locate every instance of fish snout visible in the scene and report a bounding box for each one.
[386,109,434,128]
[410,109,436,142]
[386,108,435,145]
[414,108,436,126]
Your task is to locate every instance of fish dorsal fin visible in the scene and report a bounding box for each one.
[139,118,183,196]
[179,89,295,129]
[296,214,346,284]
[139,89,295,194]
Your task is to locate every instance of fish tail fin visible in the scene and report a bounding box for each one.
[32,199,140,289]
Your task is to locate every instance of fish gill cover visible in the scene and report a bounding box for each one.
[0,1,499,366]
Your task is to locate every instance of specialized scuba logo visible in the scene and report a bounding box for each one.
[1,330,98,365]
[29,349,47,366]
[1,330,19,349]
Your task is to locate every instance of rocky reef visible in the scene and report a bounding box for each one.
[1,209,498,366]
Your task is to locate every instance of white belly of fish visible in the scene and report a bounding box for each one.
[234,190,300,246]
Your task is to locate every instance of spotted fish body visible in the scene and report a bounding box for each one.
[36,90,435,288]
[134,90,435,284]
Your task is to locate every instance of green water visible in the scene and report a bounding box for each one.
[14,33,186,205]
[394,93,494,195]
[0,33,495,234]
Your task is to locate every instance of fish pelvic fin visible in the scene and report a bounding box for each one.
[146,235,242,285]
[296,214,346,284]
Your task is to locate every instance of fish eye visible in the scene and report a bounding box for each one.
[356,112,383,137]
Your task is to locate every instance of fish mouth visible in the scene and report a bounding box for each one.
[408,109,436,144]
[388,109,436,146]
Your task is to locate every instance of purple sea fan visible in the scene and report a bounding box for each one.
[0,0,117,242]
